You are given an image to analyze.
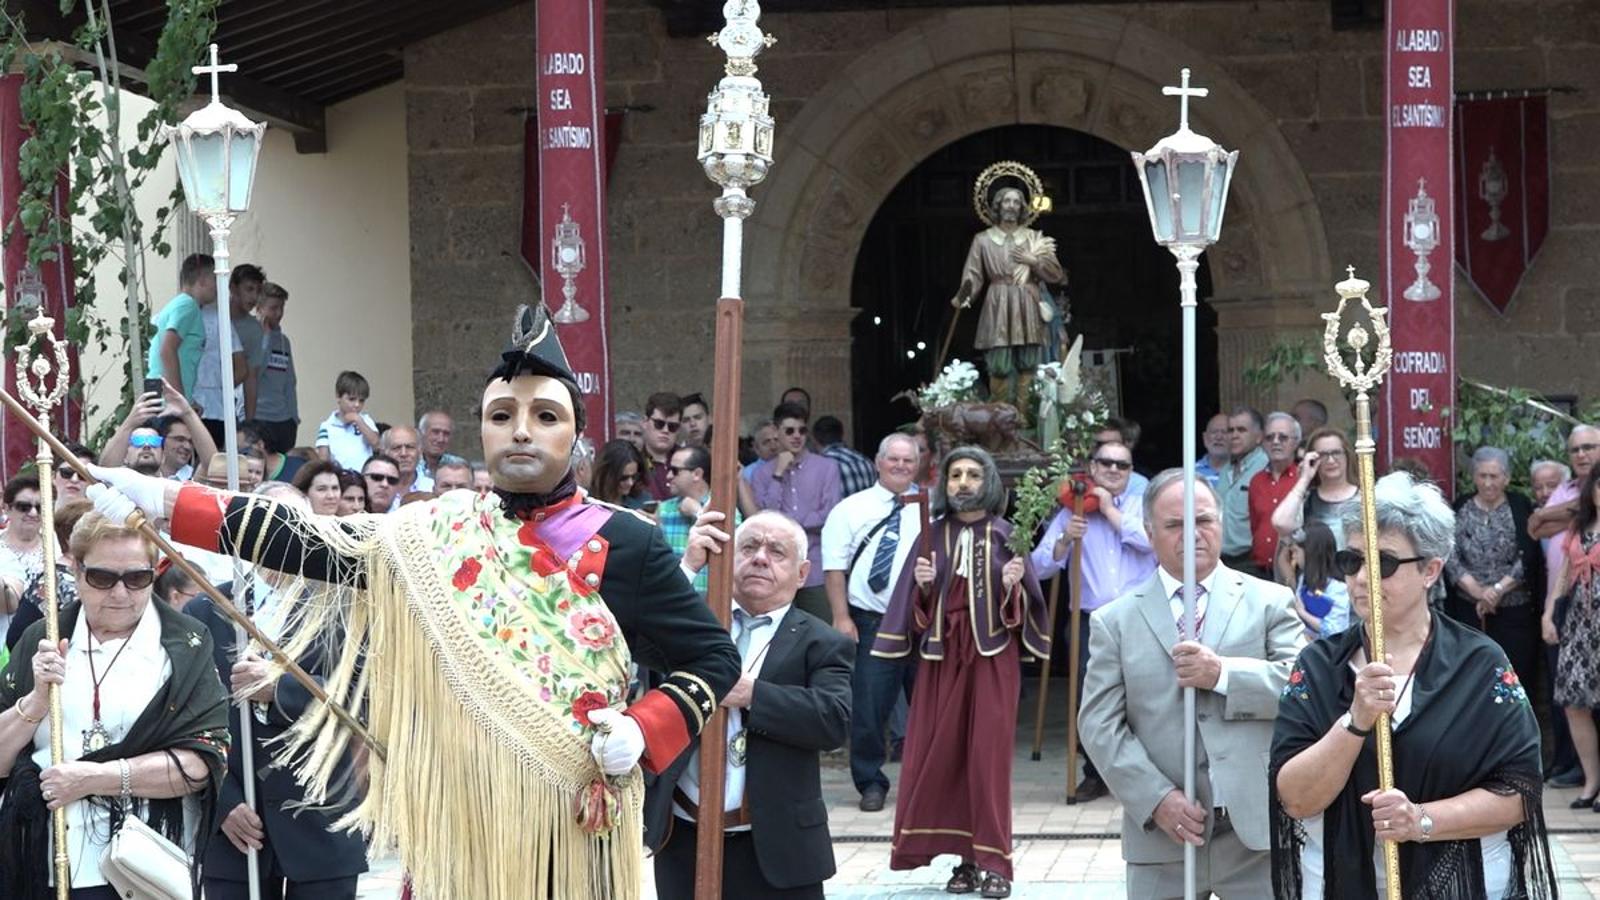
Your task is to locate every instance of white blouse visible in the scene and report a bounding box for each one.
[30,600,172,888]
[1297,665,1511,899]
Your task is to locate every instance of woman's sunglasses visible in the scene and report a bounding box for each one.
[81,566,157,591]
[1334,549,1425,579]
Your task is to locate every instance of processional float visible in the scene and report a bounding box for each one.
[1322,267,1401,900]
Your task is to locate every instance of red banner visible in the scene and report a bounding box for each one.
[1453,96,1549,314]
[0,74,80,481]
[1382,0,1455,495]
[529,1,612,443]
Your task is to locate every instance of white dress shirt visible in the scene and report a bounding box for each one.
[1155,566,1234,808]
[675,600,792,832]
[820,482,922,614]
[32,599,172,888]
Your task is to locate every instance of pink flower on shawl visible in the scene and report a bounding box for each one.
[566,609,617,651]
[536,654,553,674]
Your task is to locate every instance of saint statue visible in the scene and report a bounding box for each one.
[950,162,1066,420]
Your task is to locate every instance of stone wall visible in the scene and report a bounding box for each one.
[404,0,1600,453]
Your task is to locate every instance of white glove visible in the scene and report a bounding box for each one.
[86,483,139,526]
[587,708,645,776]
[86,463,169,519]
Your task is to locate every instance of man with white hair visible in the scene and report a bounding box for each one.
[417,409,465,486]
[1081,468,1302,897]
[381,425,429,503]
[821,432,923,812]
[1529,424,1600,597]
[650,510,853,898]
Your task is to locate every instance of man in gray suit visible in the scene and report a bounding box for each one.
[1080,468,1303,898]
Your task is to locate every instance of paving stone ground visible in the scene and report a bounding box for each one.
[357,678,1600,897]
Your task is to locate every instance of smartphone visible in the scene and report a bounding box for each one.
[142,377,163,398]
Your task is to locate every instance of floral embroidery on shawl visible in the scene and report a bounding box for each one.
[1282,660,1311,701]
[430,495,631,735]
[1491,665,1530,707]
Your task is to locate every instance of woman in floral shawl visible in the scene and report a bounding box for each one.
[1271,473,1554,899]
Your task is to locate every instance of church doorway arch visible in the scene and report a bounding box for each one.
[850,124,1218,472]
[740,6,1336,442]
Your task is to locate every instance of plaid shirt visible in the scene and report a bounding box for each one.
[823,443,877,498]
[656,493,740,594]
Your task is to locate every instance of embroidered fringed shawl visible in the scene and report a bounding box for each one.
[232,490,642,900]
[1269,615,1556,899]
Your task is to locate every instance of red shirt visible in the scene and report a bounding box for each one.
[1247,463,1299,571]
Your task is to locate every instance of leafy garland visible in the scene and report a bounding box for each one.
[1007,372,1111,555]
[0,1,217,438]
[1007,437,1074,556]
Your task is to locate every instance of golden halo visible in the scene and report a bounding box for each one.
[972,160,1045,228]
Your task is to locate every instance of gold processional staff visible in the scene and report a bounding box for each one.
[14,309,72,900]
[1321,266,1399,900]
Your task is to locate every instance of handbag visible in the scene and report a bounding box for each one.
[100,812,191,900]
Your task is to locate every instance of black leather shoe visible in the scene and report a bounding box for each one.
[859,785,887,812]
[1072,775,1109,803]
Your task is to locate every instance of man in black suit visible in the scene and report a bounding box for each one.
[647,510,854,899]
[184,488,367,900]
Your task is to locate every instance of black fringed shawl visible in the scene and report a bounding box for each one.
[1269,614,1556,899]
[0,601,231,900]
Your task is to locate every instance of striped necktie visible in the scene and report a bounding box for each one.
[866,499,903,592]
[1174,584,1208,640]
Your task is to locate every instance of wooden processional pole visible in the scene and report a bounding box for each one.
[694,5,777,897]
[16,310,72,900]
[1321,267,1399,900]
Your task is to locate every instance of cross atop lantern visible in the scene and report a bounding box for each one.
[161,44,266,218]
[1132,68,1239,249]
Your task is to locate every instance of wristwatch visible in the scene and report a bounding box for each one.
[1339,711,1373,737]
[1417,806,1434,841]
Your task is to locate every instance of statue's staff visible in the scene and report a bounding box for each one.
[0,380,386,766]
[1321,266,1399,900]
[16,309,71,900]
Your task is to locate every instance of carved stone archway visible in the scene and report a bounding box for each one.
[740,6,1336,427]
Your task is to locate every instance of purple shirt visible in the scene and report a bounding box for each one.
[1545,479,1581,596]
[750,451,842,587]
[1029,486,1155,613]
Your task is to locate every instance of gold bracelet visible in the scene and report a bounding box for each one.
[13,696,43,725]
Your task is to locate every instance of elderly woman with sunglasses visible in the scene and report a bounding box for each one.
[0,509,230,899]
[1271,473,1553,899]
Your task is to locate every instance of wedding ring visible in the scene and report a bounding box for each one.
[42,788,53,802]
[1380,820,1389,831]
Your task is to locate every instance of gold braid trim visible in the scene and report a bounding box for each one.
[675,671,715,709]
[660,682,705,734]
[261,496,643,900]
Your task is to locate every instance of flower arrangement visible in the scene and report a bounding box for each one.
[911,359,982,412]
[1034,358,1110,465]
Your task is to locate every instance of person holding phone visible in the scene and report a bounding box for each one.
[1272,427,1361,551]
[99,380,218,483]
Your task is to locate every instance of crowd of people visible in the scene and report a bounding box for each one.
[0,254,1585,898]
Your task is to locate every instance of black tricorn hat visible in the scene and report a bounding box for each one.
[491,303,576,383]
